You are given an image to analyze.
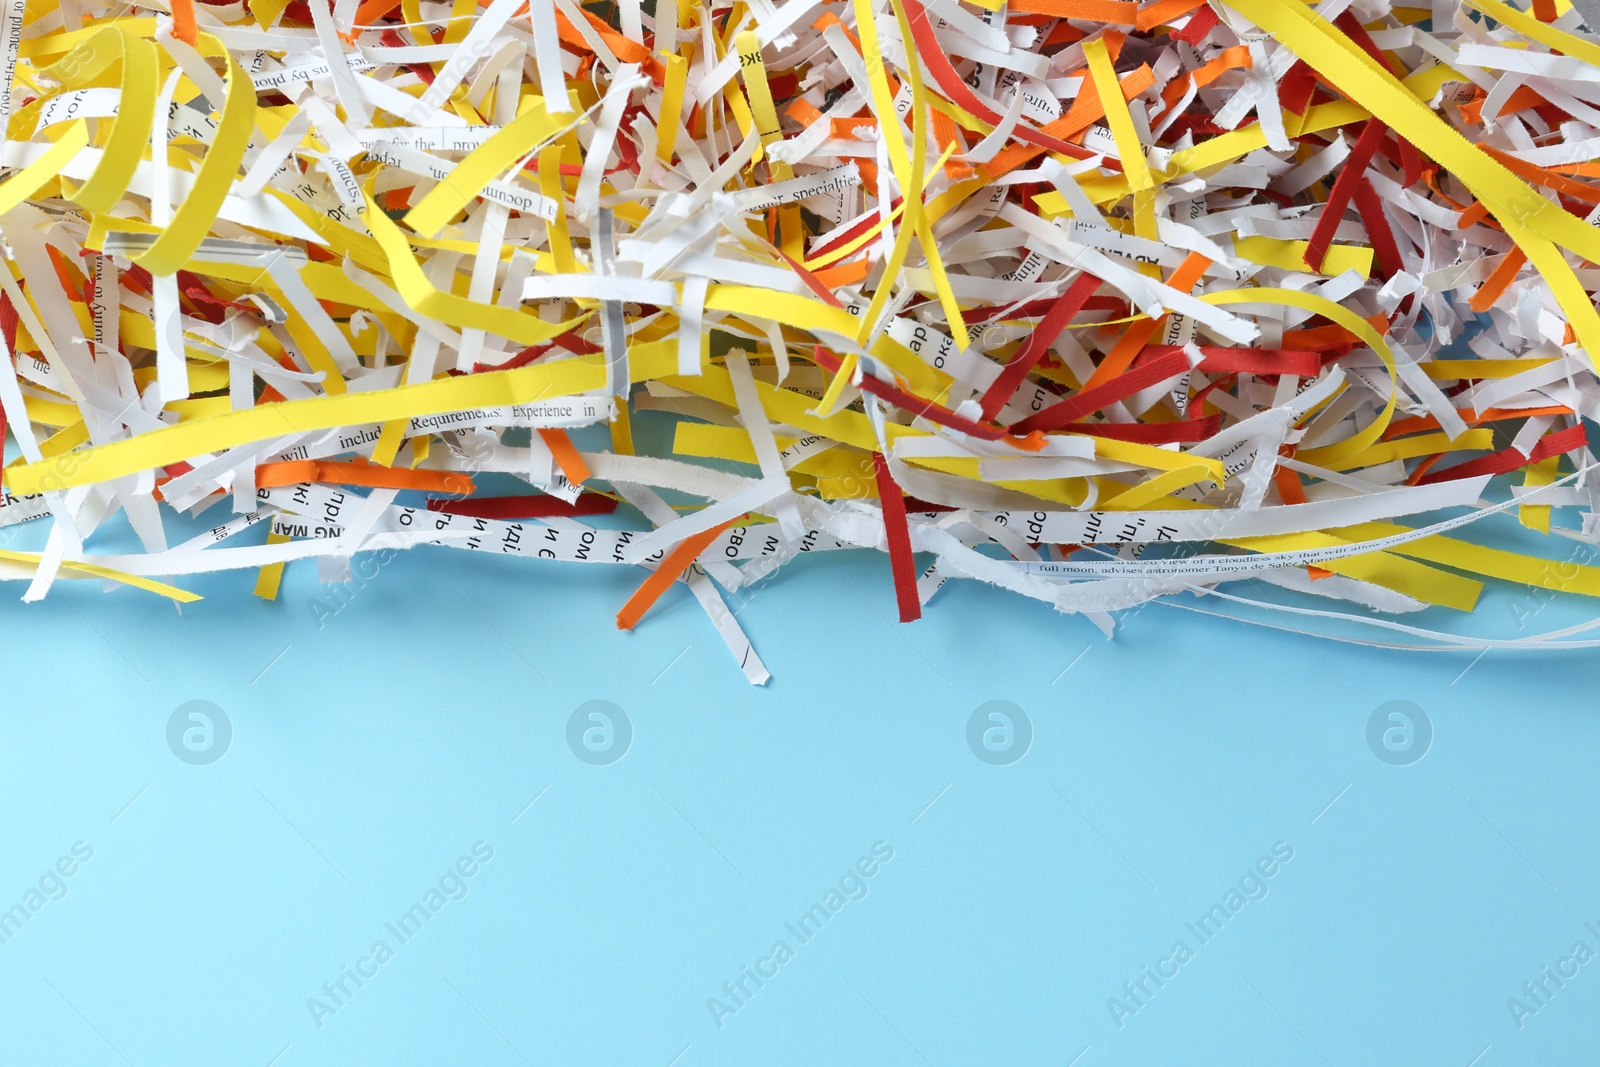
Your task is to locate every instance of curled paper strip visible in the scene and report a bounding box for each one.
[7,0,1600,681]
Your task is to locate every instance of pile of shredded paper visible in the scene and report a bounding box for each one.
[6,0,1600,681]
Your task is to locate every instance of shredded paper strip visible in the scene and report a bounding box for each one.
[6,0,1600,681]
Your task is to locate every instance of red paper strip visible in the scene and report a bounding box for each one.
[1010,351,1193,434]
[872,451,922,623]
[1354,177,1404,281]
[1170,3,1217,44]
[1304,119,1388,272]
[1137,345,1324,377]
[1280,60,1318,116]
[1417,425,1589,485]
[810,346,1040,445]
[1056,416,1221,444]
[978,272,1102,422]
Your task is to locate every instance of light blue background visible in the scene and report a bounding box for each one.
[2,472,1598,1066]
